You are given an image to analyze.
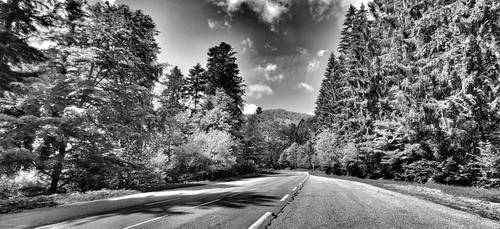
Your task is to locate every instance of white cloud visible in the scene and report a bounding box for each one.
[243,104,259,114]
[264,63,277,71]
[316,49,328,57]
[264,43,278,52]
[241,37,253,53]
[209,0,291,30]
[207,18,231,30]
[242,37,253,48]
[297,82,314,92]
[307,0,341,21]
[255,63,284,82]
[296,46,309,55]
[307,59,320,72]
[247,84,273,99]
[271,73,284,81]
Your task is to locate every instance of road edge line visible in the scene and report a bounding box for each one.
[121,215,165,229]
[262,172,310,229]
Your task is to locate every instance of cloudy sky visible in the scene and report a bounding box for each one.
[101,0,369,114]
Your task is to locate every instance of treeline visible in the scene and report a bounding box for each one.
[284,0,500,187]
[0,0,304,198]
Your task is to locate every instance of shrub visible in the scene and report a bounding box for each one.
[0,195,56,213]
[401,160,439,183]
[314,130,342,173]
[233,160,257,175]
[0,169,47,199]
[342,143,366,177]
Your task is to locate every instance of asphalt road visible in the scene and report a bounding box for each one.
[269,175,500,229]
[0,171,307,229]
[3,172,500,229]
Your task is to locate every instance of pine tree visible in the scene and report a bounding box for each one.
[314,53,339,129]
[338,5,357,55]
[240,113,267,166]
[164,66,185,114]
[0,0,51,94]
[183,63,206,111]
[205,42,245,133]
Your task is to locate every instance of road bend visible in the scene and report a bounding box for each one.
[0,171,307,229]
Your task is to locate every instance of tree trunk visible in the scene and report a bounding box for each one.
[48,143,66,194]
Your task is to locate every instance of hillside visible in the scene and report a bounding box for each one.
[258,109,312,124]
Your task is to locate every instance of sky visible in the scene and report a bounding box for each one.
[99,0,369,114]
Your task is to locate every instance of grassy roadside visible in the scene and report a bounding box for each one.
[309,170,500,221]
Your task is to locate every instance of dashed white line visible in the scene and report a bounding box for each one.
[121,216,165,229]
[248,212,273,229]
[144,197,180,206]
[292,187,297,191]
[193,198,220,208]
[280,194,290,202]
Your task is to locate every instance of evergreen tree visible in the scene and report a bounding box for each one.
[163,66,185,115]
[183,63,206,111]
[313,0,500,185]
[205,42,245,133]
[315,53,339,129]
[240,112,267,166]
[338,5,357,55]
[0,0,51,94]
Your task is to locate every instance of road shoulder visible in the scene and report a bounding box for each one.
[310,171,500,222]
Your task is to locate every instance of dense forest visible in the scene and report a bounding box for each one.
[1,0,499,203]
[0,0,315,199]
[306,0,500,187]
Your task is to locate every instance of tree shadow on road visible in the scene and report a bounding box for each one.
[58,190,279,227]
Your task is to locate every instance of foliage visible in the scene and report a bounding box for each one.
[0,169,47,199]
[314,130,342,174]
[0,0,51,94]
[186,130,237,172]
[205,42,245,134]
[312,0,500,187]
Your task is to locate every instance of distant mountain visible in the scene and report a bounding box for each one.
[258,109,312,124]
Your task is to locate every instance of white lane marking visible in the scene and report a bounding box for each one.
[144,197,180,206]
[280,194,290,202]
[122,216,165,229]
[248,212,273,229]
[292,187,297,191]
[193,198,220,208]
[228,192,240,198]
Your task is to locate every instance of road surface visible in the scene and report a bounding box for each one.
[269,175,500,229]
[0,171,307,229]
[2,172,500,229]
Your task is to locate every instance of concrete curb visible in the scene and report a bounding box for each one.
[253,172,310,229]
